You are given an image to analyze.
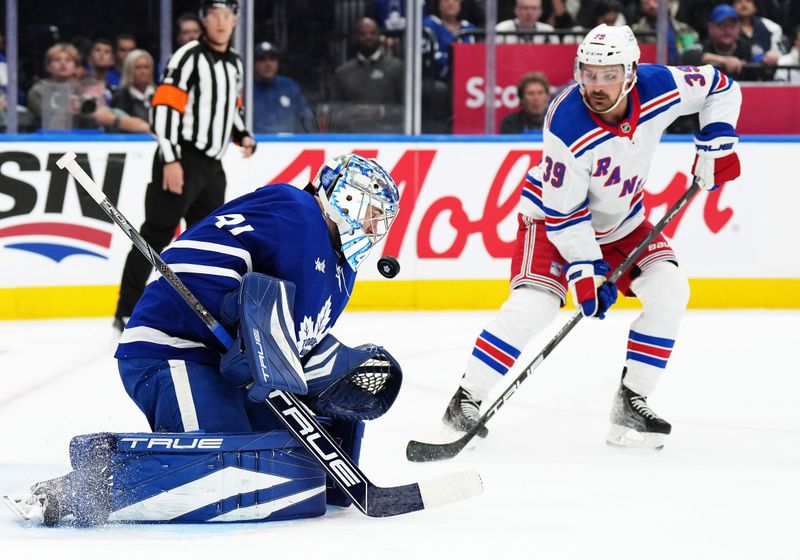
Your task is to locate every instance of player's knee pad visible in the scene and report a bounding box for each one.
[220,272,307,400]
[493,286,560,345]
[633,261,690,319]
[56,431,329,524]
[303,333,402,421]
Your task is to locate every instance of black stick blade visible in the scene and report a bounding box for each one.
[406,434,473,462]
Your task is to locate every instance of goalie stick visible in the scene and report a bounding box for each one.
[406,181,702,462]
[57,151,482,516]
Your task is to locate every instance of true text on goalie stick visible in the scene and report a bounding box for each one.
[57,151,483,516]
[406,181,702,462]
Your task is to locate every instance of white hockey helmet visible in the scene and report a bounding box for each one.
[312,154,400,271]
[574,24,640,113]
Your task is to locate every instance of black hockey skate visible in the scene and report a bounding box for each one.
[442,386,489,438]
[607,370,671,450]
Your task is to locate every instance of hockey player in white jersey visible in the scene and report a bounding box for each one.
[443,24,742,449]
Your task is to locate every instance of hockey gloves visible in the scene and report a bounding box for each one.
[692,123,740,191]
[566,259,618,320]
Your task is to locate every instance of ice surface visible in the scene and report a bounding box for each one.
[1,310,798,559]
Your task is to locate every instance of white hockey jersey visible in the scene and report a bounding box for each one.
[520,63,741,264]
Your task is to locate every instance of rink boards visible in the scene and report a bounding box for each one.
[0,134,797,318]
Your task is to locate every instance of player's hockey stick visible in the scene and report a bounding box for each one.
[407,181,702,462]
[57,151,483,516]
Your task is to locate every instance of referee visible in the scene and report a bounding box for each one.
[114,0,255,330]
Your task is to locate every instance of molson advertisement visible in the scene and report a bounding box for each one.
[0,138,796,318]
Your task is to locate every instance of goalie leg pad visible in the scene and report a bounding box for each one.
[41,431,328,525]
[220,272,307,399]
[303,334,403,421]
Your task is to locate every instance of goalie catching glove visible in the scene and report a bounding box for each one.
[692,123,741,191]
[302,333,402,421]
[566,259,618,320]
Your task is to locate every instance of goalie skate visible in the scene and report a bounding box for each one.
[442,386,489,439]
[3,477,68,526]
[607,381,671,450]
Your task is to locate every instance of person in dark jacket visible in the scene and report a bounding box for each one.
[329,18,404,133]
[252,41,315,133]
[499,71,551,134]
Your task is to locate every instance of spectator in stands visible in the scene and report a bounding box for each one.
[424,0,476,79]
[330,18,404,133]
[632,0,699,64]
[252,41,315,133]
[85,38,116,101]
[110,33,137,88]
[681,3,765,81]
[496,0,559,44]
[499,71,551,133]
[76,78,150,133]
[27,43,149,133]
[27,43,81,130]
[733,0,783,64]
[777,24,800,83]
[112,49,155,122]
[176,12,203,47]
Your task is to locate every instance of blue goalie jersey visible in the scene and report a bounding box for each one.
[115,184,357,365]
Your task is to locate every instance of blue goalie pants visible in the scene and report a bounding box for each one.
[118,357,285,433]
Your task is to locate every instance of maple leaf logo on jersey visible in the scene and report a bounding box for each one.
[297,297,332,356]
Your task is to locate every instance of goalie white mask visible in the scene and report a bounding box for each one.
[574,24,640,114]
[312,154,400,271]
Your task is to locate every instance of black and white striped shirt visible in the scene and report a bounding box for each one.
[151,39,251,163]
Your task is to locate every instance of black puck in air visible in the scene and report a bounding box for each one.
[377,256,400,278]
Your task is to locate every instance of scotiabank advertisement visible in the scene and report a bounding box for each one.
[452,43,656,134]
[0,137,796,315]
[451,44,800,134]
